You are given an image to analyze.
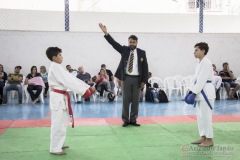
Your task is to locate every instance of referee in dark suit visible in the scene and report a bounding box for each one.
[99,23,149,127]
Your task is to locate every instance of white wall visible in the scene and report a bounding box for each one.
[0,31,240,79]
[1,9,240,33]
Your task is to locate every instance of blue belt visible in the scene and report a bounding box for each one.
[193,80,213,110]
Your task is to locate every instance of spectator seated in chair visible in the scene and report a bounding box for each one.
[25,66,44,104]
[2,66,23,105]
[66,65,78,74]
[40,66,49,97]
[219,62,240,100]
[0,64,8,104]
[99,64,115,92]
[94,69,114,102]
[76,66,93,102]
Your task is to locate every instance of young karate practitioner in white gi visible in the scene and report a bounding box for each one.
[185,42,215,147]
[46,47,96,155]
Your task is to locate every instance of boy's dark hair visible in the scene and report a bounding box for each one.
[46,47,62,61]
[66,65,70,69]
[223,62,228,67]
[194,42,209,55]
[128,35,138,41]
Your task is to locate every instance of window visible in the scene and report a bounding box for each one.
[188,0,222,11]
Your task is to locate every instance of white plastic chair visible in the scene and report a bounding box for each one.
[94,90,109,102]
[141,84,146,101]
[174,75,184,99]
[72,71,95,103]
[73,91,96,103]
[69,71,80,102]
[182,76,194,98]
[114,78,121,102]
[237,77,240,98]
[66,89,78,102]
[237,77,240,83]
[164,77,182,101]
[148,77,165,91]
[76,94,82,102]
[220,81,240,99]
[94,80,113,102]
[219,82,227,99]
[8,76,25,103]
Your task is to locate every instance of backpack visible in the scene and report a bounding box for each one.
[145,87,158,102]
[145,87,154,102]
[153,83,159,88]
[233,92,239,99]
[158,89,169,103]
[150,88,159,103]
[107,92,115,102]
[145,87,162,103]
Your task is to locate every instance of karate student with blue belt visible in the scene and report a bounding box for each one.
[185,42,215,147]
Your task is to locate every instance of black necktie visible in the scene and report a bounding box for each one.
[128,50,134,73]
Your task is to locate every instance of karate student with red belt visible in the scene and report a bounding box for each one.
[46,47,97,155]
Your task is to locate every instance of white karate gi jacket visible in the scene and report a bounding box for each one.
[48,62,90,110]
[191,56,216,101]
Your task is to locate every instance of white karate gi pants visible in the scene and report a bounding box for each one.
[196,99,214,138]
[50,100,67,152]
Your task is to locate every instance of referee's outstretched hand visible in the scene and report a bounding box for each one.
[99,23,108,35]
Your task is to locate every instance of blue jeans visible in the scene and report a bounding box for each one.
[222,82,238,88]
[0,81,5,103]
[110,81,115,92]
[3,83,23,102]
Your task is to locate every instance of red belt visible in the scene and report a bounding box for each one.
[52,88,74,128]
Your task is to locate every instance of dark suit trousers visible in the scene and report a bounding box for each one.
[121,75,140,123]
[27,85,42,101]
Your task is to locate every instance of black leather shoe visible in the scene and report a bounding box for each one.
[129,122,140,126]
[122,122,129,127]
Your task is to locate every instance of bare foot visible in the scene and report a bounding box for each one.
[50,151,67,155]
[62,146,69,149]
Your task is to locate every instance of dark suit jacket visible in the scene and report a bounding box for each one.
[104,34,149,84]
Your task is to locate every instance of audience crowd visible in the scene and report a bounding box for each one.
[0,62,239,105]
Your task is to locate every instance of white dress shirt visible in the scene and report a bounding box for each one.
[126,49,139,75]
